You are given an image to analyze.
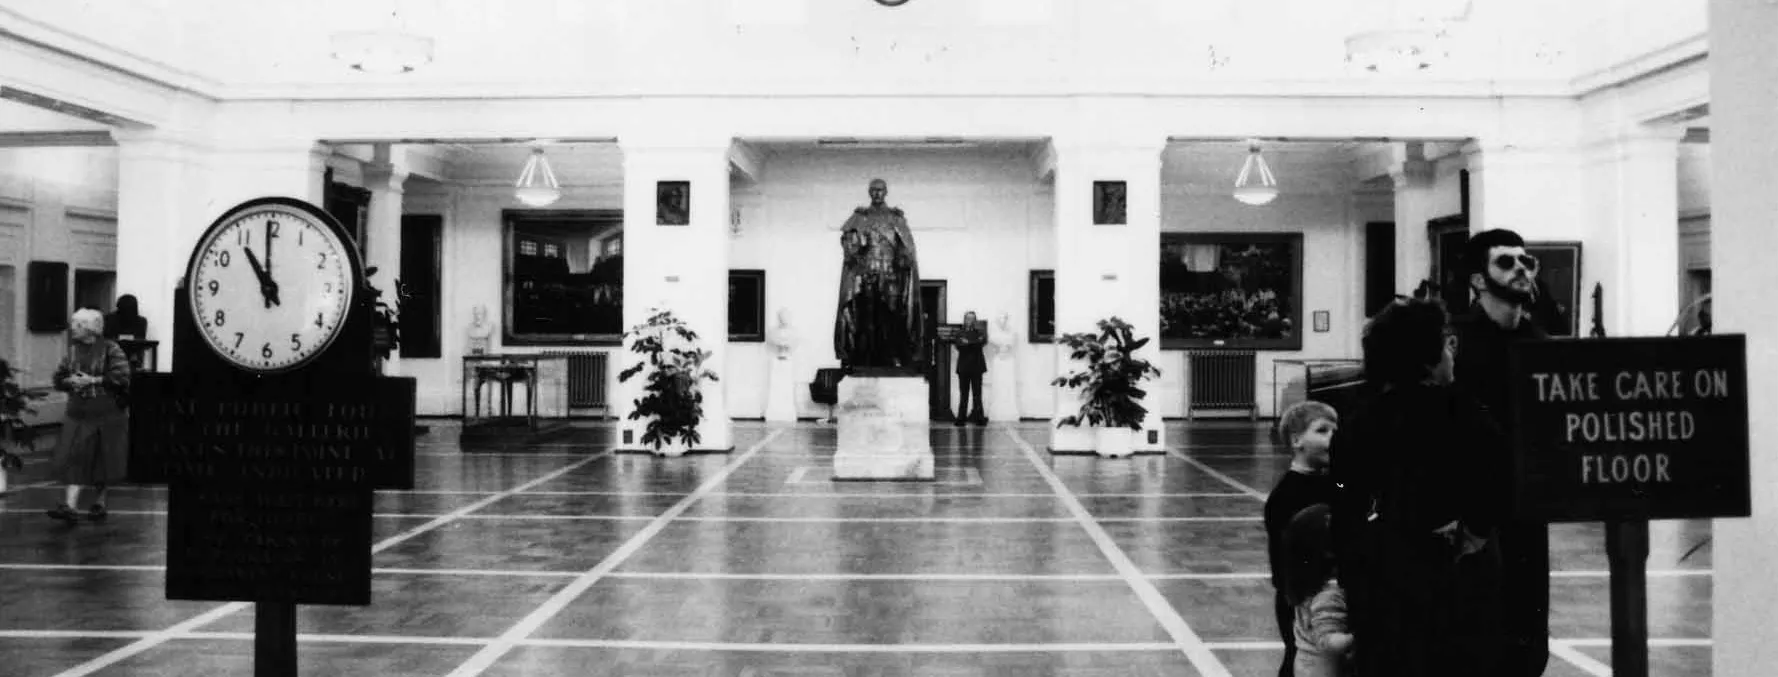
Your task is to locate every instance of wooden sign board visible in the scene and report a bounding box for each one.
[165,485,374,605]
[934,323,963,342]
[1508,335,1751,523]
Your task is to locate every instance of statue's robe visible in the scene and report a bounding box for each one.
[833,205,924,370]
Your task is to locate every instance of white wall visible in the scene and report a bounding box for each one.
[0,147,118,391]
[728,147,1057,419]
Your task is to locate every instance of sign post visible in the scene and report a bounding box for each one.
[129,197,416,677]
[1510,334,1750,677]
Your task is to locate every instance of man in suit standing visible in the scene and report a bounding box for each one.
[953,311,987,426]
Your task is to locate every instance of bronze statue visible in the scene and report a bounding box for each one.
[833,178,924,372]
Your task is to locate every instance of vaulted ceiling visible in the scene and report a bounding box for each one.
[0,0,1707,100]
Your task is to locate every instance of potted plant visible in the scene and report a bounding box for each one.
[618,309,719,457]
[364,267,409,373]
[1051,316,1161,457]
[1,357,42,494]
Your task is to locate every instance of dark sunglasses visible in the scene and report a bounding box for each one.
[1493,253,1539,273]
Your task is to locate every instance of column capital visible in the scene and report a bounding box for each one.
[1389,158,1434,189]
[360,161,409,194]
[1460,141,1581,174]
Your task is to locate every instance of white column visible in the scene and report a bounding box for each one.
[1462,142,1588,241]
[617,138,733,452]
[113,130,210,371]
[1050,136,1167,453]
[1712,1,1778,675]
[1390,156,1436,296]
[1585,128,1685,336]
[362,149,409,374]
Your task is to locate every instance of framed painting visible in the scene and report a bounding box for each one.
[1427,214,1471,313]
[728,269,765,342]
[1092,181,1126,225]
[656,180,690,226]
[1525,241,1582,337]
[1159,232,1304,350]
[1028,269,1055,343]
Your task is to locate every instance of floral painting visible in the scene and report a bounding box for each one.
[1159,233,1303,350]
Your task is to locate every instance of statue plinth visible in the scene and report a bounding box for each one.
[833,374,934,481]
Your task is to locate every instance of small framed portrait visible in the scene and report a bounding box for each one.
[1312,310,1330,333]
[656,181,690,226]
[1093,180,1126,225]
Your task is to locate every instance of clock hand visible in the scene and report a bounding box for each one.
[241,248,280,308]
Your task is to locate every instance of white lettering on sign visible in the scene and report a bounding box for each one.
[1581,453,1673,484]
[1613,371,1687,400]
[1563,411,1697,443]
[1532,372,1601,402]
[1693,369,1731,398]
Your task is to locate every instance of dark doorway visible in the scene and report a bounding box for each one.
[1364,221,1396,316]
[920,280,950,421]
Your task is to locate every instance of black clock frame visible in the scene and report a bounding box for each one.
[175,196,376,384]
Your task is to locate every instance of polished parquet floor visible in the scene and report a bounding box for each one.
[1,421,1713,676]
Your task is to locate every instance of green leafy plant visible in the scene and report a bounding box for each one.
[1,357,42,472]
[618,309,719,451]
[365,267,409,365]
[1051,317,1161,431]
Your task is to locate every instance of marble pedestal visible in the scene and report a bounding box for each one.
[764,356,798,422]
[834,374,935,481]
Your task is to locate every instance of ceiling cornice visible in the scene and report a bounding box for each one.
[1569,33,1709,98]
[0,7,222,99]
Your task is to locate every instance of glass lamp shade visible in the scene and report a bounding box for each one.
[514,147,562,207]
[1232,144,1279,206]
[514,186,561,207]
[330,31,434,74]
[1233,184,1280,206]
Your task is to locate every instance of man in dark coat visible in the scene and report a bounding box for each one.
[1450,227,1551,676]
[953,311,987,425]
[833,179,923,372]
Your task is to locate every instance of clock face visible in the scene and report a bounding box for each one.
[186,201,357,373]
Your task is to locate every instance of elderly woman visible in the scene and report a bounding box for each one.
[45,308,131,523]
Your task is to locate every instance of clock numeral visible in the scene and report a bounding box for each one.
[237,228,248,246]
[214,310,226,327]
[267,220,280,238]
[290,334,302,352]
[218,251,231,267]
[317,253,326,270]
[262,343,274,359]
[324,282,332,294]
[298,229,304,246]
[207,280,219,296]
[234,333,244,349]
[314,312,324,329]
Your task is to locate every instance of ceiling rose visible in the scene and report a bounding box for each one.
[330,31,434,75]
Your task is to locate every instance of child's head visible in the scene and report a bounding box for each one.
[1277,400,1338,469]
[1285,503,1336,606]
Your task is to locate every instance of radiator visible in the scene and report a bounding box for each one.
[1186,350,1258,420]
[540,351,609,409]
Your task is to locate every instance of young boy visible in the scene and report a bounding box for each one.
[1266,400,1340,677]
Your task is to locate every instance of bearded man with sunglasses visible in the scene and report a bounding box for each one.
[1451,227,1551,676]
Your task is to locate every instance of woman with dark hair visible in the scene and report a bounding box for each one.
[1328,297,1508,677]
[103,294,147,340]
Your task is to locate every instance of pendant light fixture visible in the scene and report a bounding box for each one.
[514,145,562,207]
[329,0,433,74]
[1232,140,1279,206]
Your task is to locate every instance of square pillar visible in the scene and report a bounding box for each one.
[362,149,409,374]
[1711,1,1778,675]
[114,130,212,371]
[617,139,734,452]
[1049,138,1167,453]
[1390,156,1437,296]
[1584,128,1686,336]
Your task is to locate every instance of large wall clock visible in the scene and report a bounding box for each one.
[874,0,910,6]
[184,197,362,374]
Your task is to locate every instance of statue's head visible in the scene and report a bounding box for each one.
[777,307,793,327]
[868,178,888,206]
[997,312,1012,328]
[472,305,488,323]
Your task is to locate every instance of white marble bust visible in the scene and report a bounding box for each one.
[466,304,495,355]
[989,312,1016,360]
[768,307,799,360]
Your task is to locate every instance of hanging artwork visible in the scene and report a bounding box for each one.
[656,181,690,226]
[1159,233,1303,350]
[1525,241,1582,337]
[1092,181,1126,225]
